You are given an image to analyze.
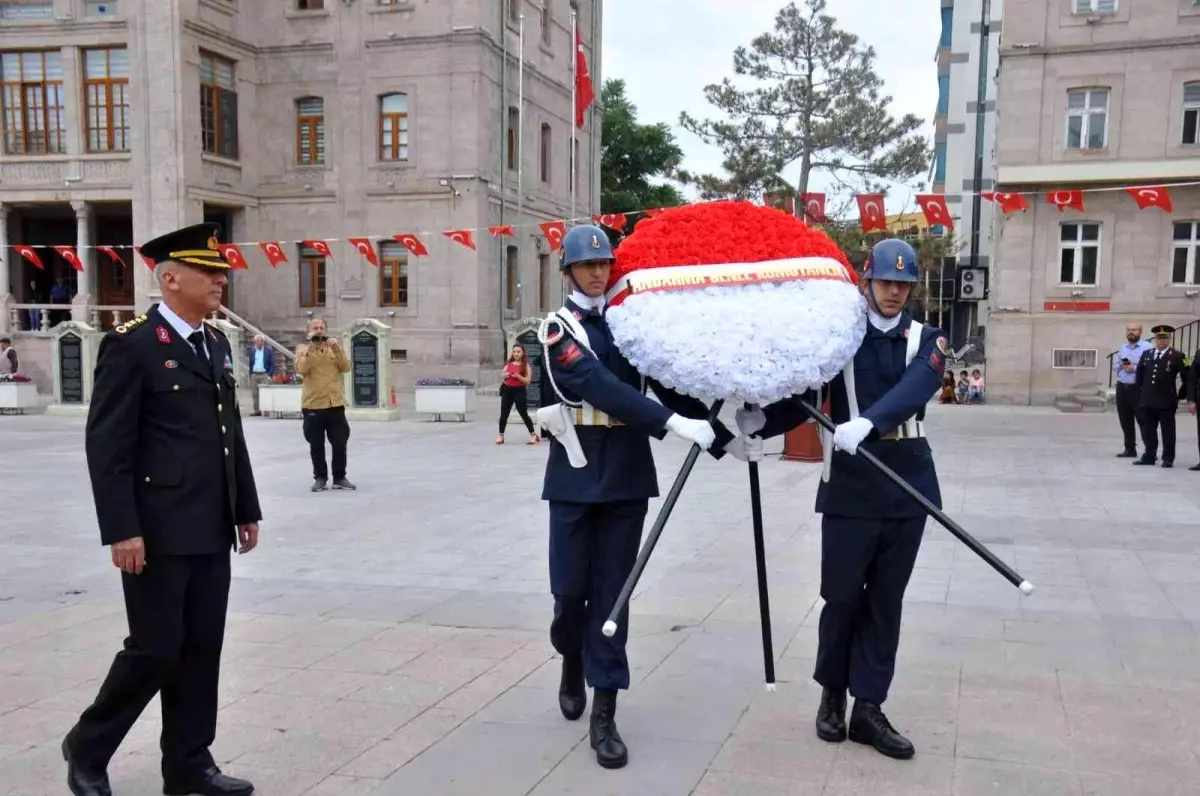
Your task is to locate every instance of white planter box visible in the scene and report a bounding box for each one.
[414,385,475,420]
[257,384,304,416]
[0,381,39,413]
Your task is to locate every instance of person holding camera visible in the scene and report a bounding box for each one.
[296,319,355,492]
[1113,323,1151,458]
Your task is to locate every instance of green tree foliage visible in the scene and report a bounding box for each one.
[600,79,687,214]
[678,0,928,205]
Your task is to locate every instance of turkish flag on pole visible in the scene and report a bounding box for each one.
[443,229,477,250]
[218,243,249,270]
[259,242,288,267]
[856,194,888,233]
[488,225,515,238]
[574,28,595,129]
[980,191,1030,214]
[394,233,429,257]
[915,194,955,229]
[302,239,334,258]
[801,193,826,223]
[15,245,44,270]
[347,237,380,266]
[53,246,84,272]
[135,247,156,271]
[1125,185,1174,213]
[539,221,566,252]
[1046,190,1084,213]
[97,246,125,268]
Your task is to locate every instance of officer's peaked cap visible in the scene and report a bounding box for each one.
[139,222,231,270]
[561,223,614,270]
[863,238,920,284]
[1151,324,1175,335]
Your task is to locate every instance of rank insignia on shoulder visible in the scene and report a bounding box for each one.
[556,341,583,367]
[156,325,171,344]
[164,359,179,369]
[115,314,147,335]
[936,336,950,356]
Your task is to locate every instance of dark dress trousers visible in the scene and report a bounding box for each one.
[1135,347,1185,464]
[67,304,261,780]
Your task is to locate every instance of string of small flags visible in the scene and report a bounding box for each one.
[8,179,1199,273]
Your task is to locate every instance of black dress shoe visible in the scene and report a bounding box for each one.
[311,478,328,492]
[163,767,254,796]
[589,689,628,769]
[332,477,357,490]
[1162,461,1174,469]
[848,700,915,760]
[558,654,586,720]
[1189,464,1200,471]
[815,686,847,742]
[1116,450,1137,458]
[62,737,112,796]
[1133,458,1156,466]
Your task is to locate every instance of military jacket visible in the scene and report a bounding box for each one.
[1135,347,1184,410]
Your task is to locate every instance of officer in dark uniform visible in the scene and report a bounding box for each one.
[539,224,734,769]
[735,238,945,760]
[1134,324,1185,468]
[1188,347,1200,471]
[62,223,261,796]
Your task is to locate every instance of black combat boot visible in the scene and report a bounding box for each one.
[815,686,847,742]
[848,700,915,759]
[558,655,586,720]
[589,689,628,769]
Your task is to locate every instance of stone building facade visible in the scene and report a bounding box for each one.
[0,0,601,389]
[988,0,1200,404]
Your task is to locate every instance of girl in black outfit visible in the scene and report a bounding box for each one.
[497,344,539,445]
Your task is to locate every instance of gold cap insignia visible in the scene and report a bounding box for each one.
[896,255,905,270]
[207,235,220,251]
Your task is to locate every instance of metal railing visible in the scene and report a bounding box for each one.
[208,304,296,363]
[1106,318,1198,388]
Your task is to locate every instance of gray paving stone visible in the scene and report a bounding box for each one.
[2,403,1200,794]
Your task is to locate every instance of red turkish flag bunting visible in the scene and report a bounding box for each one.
[97,246,125,268]
[15,245,44,270]
[856,194,888,233]
[915,194,955,229]
[443,229,477,250]
[394,233,428,257]
[53,246,84,272]
[593,214,627,232]
[135,247,156,271]
[1126,185,1174,213]
[1046,190,1084,213]
[302,239,334,258]
[802,193,826,223]
[980,191,1030,214]
[539,221,566,252]
[575,28,595,128]
[259,242,288,267]
[347,237,379,266]
[218,243,249,270]
[488,225,515,238]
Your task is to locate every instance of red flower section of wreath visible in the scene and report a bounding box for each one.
[611,200,856,287]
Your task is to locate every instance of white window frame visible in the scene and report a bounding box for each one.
[1065,88,1109,150]
[1059,221,1101,286]
[1072,0,1117,13]
[1171,221,1200,285]
[1183,82,1200,146]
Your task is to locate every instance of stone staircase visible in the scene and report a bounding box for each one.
[1054,385,1111,414]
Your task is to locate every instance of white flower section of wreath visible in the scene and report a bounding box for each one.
[607,279,867,407]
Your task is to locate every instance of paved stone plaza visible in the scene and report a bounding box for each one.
[2,401,1199,795]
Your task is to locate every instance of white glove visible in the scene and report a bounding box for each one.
[735,406,766,436]
[724,435,763,463]
[665,414,716,450]
[832,416,874,455]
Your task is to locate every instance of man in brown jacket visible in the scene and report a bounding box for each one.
[296,318,355,491]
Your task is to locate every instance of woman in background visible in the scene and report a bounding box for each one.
[497,344,539,445]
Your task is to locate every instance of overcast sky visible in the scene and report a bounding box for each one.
[600,0,939,215]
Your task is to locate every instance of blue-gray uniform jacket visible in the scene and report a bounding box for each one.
[756,312,946,518]
[541,300,734,504]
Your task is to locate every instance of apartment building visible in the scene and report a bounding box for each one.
[0,0,600,388]
[988,0,1200,404]
[931,0,1003,348]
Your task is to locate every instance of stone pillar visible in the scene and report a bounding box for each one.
[0,203,9,335]
[71,200,92,321]
[341,319,401,421]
